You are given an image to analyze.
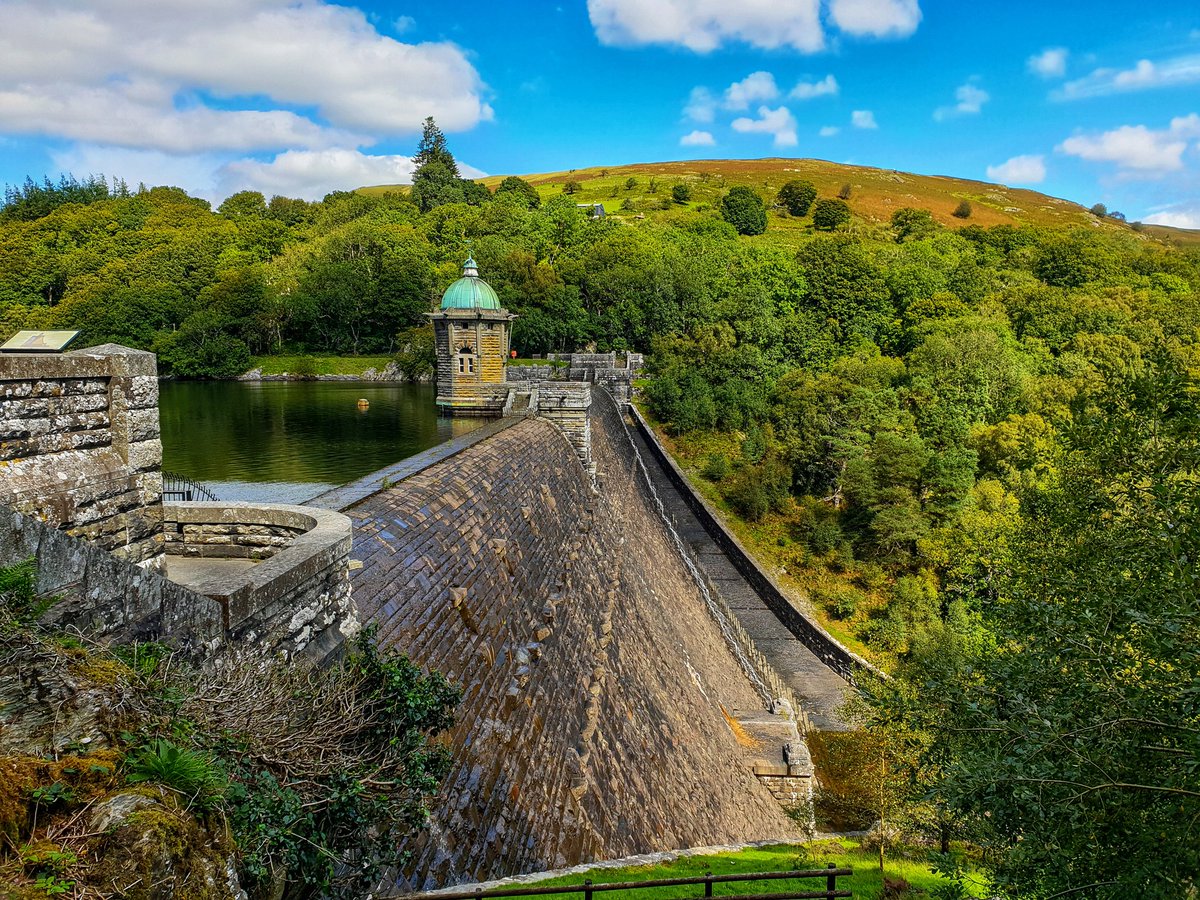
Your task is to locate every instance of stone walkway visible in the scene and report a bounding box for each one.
[625,423,851,732]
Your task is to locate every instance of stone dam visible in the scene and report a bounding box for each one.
[2,345,866,891]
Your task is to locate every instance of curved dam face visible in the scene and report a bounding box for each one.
[347,392,797,888]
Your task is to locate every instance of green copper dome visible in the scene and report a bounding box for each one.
[440,256,501,310]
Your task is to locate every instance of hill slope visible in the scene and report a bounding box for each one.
[361,157,1200,247]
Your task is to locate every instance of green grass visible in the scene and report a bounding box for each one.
[522,841,979,900]
[249,355,393,376]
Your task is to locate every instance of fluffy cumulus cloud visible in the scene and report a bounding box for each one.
[588,0,824,52]
[986,154,1046,184]
[934,82,989,121]
[1056,54,1200,100]
[790,75,839,100]
[827,0,921,39]
[680,130,716,147]
[731,106,798,147]
[851,110,878,129]
[724,72,780,110]
[589,0,922,52]
[1058,115,1200,174]
[1028,47,1069,78]
[0,0,491,199]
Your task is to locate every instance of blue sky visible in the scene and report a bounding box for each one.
[1,0,1198,226]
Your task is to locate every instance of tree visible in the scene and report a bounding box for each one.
[410,117,468,212]
[777,179,817,217]
[672,184,692,204]
[902,351,1200,897]
[951,200,972,219]
[218,190,268,219]
[1089,202,1107,217]
[563,180,581,195]
[496,176,540,209]
[812,198,851,231]
[625,177,638,191]
[890,207,936,242]
[721,186,767,236]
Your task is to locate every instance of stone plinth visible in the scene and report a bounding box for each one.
[0,344,163,565]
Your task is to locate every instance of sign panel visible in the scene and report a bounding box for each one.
[0,330,80,353]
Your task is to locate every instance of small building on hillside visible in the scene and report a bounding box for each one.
[427,256,517,415]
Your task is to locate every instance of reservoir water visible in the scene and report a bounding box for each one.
[159,381,483,504]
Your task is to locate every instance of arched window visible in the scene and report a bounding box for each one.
[457,345,475,375]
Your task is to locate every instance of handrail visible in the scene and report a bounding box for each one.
[162,470,219,502]
[400,867,852,900]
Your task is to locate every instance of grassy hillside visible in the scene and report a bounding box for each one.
[360,156,1200,248]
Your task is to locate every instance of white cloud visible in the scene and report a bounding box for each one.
[790,75,839,100]
[1028,47,1069,78]
[1058,115,1200,174]
[934,82,989,121]
[827,0,921,38]
[724,72,780,110]
[731,106,798,147]
[587,0,824,52]
[986,154,1046,184]
[819,126,840,137]
[1144,206,1200,229]
[680,130,716,147]
[0,0,490,155]
[1056,54,1200,100]
[217,149,451,201]
[393,15,416,34]
[684,87,718,123]
[851,110,878,129]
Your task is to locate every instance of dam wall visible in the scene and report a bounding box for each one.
[347,393,797,888]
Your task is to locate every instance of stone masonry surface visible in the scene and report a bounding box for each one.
[348,399,797,889]
[0,500,356,666]
[0,344,164,564]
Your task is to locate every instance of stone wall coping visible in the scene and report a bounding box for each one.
[0,343,157,381]
[628,404,885,685]
[163,501,352,627]
[305,416,527,512]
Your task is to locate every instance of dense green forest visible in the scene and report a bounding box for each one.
[4,122,1199,895]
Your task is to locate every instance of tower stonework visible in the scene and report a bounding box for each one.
[428,257,516,415]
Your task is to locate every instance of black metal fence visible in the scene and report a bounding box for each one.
[161,470,219,502]
[398,867,852,900]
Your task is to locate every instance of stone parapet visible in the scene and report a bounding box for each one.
[0,344,163,565]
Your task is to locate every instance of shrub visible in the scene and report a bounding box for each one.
[723,457,791,521]
[0,558,50,626]
[291,355,318,379]
[1089,202,1107,217]
[777,179,817,216]
[837,183,852,200]
[812,198,851,230]
[672,183,692,204]
[720,186,767,235]
[625,177,638,190]
[702,453,731,482]
[952,200,972,218]
[891,207,936,242]
[812,584,866,620]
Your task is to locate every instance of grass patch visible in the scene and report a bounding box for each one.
[249,355,393,376]
[523,840,979,900]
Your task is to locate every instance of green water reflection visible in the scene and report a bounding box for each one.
[159,381,481,503]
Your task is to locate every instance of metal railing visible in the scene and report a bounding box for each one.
[399,867,852,900]
[161,470,219,503]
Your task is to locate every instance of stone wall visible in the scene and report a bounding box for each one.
[628,406,884,685]
[0,344,164,565]
[0,500,356,664]
[348,393,797,889]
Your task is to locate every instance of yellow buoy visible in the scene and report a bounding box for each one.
[357,398,370,410]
